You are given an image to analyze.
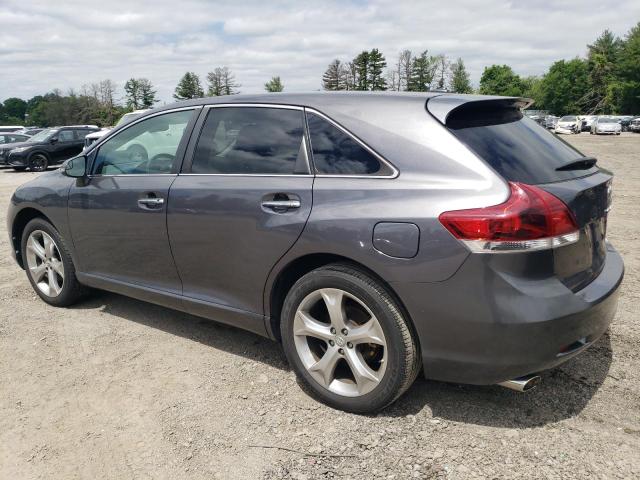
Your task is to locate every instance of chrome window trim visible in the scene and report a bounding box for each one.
[205,103,304,111]
[88,106,199,177]
[305,107,399,179]
[178,173,313,177]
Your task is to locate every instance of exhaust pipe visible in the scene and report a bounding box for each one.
[497,374,541,392]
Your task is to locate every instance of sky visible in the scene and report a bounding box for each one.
[1,0,639,104]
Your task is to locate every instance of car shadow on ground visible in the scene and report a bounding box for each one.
[73,291,612,428]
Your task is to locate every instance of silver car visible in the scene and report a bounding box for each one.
[591,116,622,135]
[554,115,581,134]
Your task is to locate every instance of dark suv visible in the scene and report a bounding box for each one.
[4,125,99,171]
[7,93,624,413]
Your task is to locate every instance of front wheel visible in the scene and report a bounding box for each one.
[29,153,49,172]
[21,218,87,307]
[281,264,420,413]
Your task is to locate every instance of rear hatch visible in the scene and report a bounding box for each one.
[428,97,612,292]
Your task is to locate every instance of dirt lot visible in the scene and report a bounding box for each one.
[1,133,639,479]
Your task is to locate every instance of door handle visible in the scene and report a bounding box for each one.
[138,197,165,207]
[261,199,301,210]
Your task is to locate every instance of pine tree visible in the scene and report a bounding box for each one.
[207,67,239,96]
[353,51,370,90]
[408,50,437,92]
[449,58,473,93]
[368,48,387,91]
[322,59,346,90]
[138,78,158,108]
[124,78,141,109]
[264,76,284,92]
[174,72,204,100]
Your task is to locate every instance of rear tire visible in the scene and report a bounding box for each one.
[281,263,420,413]
[21,218,87,307]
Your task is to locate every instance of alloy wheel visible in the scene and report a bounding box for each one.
[30,154,47,172]
[293,288,387,397]
[25,230,64,297]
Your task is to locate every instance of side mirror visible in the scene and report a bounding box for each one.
[63,156,87,178]
[50,137,58,144]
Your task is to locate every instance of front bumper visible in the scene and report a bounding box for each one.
[7,152,27,166]
[392,243,624,385]
[555,126,577,134]
[595,129,620,135]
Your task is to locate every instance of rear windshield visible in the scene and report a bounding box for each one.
[446,105,597,184]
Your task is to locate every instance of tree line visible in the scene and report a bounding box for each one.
[321,22,640,116]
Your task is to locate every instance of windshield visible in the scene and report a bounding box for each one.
[560,116,576,122]
[116,112,145,126]
[598,118,617,124]
[27,128,57,143]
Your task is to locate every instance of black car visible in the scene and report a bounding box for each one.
[4,125,99,171]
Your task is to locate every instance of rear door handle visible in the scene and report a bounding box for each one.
[138,197,165,208]
[261,199,301,210]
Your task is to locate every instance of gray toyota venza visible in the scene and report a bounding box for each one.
[7,93,624,413]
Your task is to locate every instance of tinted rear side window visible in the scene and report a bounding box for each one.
[192,107,306,174]
[307,113,392,176]
[447,105,597,184]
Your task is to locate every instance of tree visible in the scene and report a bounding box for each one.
[479,64,523,96]
[521,75,544,107]
[396,50,413,91]
[368,48,387,91]
[264,76,284,92]
[207,67,239,96]
[353,51,370,90]
[434,55,449,90]
[408,50,438,92]
[612,22,640,113]
[138,78,159,108]
[538,59,588,115]
[2,97,27,122]
[322,59,346,91]
[583,30,622,113]
[174,72,204,100]
[124,78,141,109]
[448,58,472,93]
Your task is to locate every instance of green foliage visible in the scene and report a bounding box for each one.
[408,50,438,92]
[124,78,158,109]
[368,48,387,91]
[2,97,27,121]
[479,65,523,96]
[538,59,588,115]
[449,58,472,93]
[174,72,204,100]
[264,76,284,92]
[322,59,346,90]
[353,51,370,90]
[612,22,640,113]
[207,67,240,96]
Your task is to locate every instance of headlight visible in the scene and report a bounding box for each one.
[10,146,29,153]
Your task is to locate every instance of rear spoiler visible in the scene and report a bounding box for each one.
[426,95,533,125]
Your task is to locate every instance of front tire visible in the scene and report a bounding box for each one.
[281,264,420,413]
[29,153,49,172]
[21,218,86,307]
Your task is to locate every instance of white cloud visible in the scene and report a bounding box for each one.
[0,0,638,103]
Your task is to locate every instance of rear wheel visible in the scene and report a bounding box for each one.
[29,153,48,172]
[281,264,420,413]
[21,218,87,307]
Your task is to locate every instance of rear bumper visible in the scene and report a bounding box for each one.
[392,243,624,385]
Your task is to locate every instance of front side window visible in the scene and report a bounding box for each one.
[92,110,193,175]
[191,107,306,174]
[57,130,75,142]
[306,113,390,175]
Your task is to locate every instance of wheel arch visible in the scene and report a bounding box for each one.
[266,253,419,350]
[11,207,55,269]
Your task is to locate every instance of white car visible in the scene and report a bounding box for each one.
[590,117,622,135]
[83,109,152,149]
[554,116,581,134]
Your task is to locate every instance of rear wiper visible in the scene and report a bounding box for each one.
[556,157,597,171]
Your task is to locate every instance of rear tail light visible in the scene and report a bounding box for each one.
[438,182,580,253]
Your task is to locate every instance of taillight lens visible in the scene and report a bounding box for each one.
[439,182,580,253]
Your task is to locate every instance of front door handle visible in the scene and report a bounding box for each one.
[138,197,165,208]
[261,199,301,210]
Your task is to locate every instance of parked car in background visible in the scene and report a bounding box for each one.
[617,116,634,132]
[0,125,24,133]
[591,117,622,135]
[629,117,640,133]
[555,115,581,134]
[7,93,623,413]
[17,127,44,137]
[3,125,100,171]
[580,115,597,132]
[84,109,152,149]
[545,115,559,130]
[0,133,30,144]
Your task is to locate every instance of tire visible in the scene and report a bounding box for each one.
[29,153,49,172]
[21,218,87,307]
[280,263,420,413]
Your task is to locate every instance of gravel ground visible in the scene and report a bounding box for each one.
[1,133,639,479]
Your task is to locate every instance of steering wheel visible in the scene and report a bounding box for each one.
[147,153,175,173]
